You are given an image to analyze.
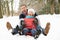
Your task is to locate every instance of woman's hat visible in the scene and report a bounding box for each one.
[28,8,35,14]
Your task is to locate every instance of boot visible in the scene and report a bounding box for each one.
[6,22,12,30]
[44,22,50,36]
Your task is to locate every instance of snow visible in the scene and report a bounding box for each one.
[0,14,60,40]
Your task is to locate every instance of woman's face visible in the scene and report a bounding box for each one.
[28,11,34,16]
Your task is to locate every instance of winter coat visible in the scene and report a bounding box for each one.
[24,16,36,29]
[19,10,38,19]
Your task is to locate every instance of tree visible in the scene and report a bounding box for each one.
[48,0,55,14]
[11,0,13,16]
[58,0,60,14]
[0,0,3,18]
[6,0,10,16]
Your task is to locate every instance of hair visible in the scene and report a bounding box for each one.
[20,4,27,7]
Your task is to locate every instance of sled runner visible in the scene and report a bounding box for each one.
[6,21,50,39]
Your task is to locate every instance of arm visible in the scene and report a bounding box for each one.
[34,13,38,17]
[33,18,43,30]
[33,18,38,26]
[20,20,25,26]
[19,14,26,19]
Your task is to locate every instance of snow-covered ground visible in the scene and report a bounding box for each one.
[0,14,60,40]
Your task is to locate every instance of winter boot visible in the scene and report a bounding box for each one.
[6,22,12,30]
[44,22,50,36]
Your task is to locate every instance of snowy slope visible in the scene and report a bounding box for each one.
[0,14,60,40]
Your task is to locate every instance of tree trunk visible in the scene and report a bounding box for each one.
[0,0,3,18]
[6,1,10,16]
[11,0,13,16]
[51,4,54,14]
[58,0,60,14]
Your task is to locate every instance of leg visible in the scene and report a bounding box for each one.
[18,25,24,35]
[12,25,23,35]
[36,25,41,30]
[42,22,50,36]
[44,22,50,36]
[19,25,23,31]
[11,28,18,35]
[6,22,19,35]
[6,22,12,30]
[31,29,37,37]
[22,28,29,35]
[36,25,42,35]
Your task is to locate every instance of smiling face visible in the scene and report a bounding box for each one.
[20,5,27,13]
[28,9,35,16]
[28,11,34,16]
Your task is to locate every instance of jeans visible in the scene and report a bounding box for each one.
[12,25,45,35]
[36,25,46,35]
[11,25,21,35]
[23,28,37,36]
[12,28,18,35]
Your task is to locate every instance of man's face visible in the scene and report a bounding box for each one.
[21,6,27,12]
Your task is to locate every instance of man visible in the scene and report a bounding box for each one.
[19,4,37,19]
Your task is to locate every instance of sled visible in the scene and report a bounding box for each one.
[6,22,50,39]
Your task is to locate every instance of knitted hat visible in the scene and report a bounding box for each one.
[28,8,35,14]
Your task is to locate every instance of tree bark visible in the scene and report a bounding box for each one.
[6,0,10,16]
[0,0,3,18]
[11,0,13,16]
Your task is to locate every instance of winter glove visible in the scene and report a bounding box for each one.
[20,20,25,26]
